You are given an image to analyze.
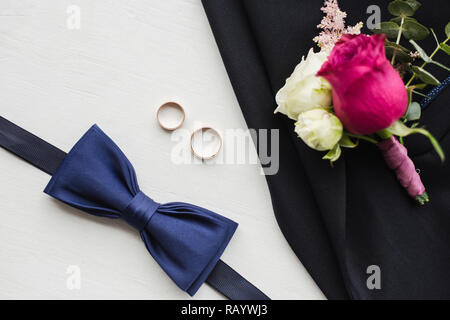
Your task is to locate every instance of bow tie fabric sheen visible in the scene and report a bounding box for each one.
[44,125,237,295]
[0,117,269,300]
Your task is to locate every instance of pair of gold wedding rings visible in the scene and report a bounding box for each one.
[156,102,222,160]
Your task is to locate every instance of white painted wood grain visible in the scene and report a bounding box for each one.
[0,0,325,299]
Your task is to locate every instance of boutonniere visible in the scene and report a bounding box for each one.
[275,0,450,205]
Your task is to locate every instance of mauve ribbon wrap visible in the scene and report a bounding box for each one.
[377,136,425,198]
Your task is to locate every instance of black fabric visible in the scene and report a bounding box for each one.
[0,116,269,300]
[0,117,67,175]
[206,260,270,300]
[203,0,450,299]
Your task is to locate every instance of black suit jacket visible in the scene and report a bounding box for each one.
[203,0,450,299]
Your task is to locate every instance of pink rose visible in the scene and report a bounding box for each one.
[317,34,408,135]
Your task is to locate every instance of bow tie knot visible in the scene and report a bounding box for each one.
[123,191,160,231]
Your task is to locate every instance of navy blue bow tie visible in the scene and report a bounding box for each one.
[43,125,237,296]
[0,117,269,299]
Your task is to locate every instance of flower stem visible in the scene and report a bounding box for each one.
[406,37,450,87]
[391,17,405,65]
[415,192,430,205]
[377,129,393,140]
[347,133,378,144]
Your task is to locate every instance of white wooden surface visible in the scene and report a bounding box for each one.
[0,0,325,299]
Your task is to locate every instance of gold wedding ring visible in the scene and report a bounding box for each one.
[156,102,186,131]
[190,127,222,160]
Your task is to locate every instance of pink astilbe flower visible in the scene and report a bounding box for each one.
[346,22,364,35]
[313,0,363,52]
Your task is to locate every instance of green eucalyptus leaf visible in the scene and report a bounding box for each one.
[430,60,450,72]
[387,121,413,136]
[322,144,342,163]
[440,43,450,55]
[373,21,400,39]
[388,0,416,17]
[386,121,445,161]
[413,83,428,90]
[411,66,440,85]
[445,22,450,38]
[403,20,430,40]
[385,40,411,53]
[385,40,411,52]
[339,134,358,149]
[412,90,430,99]
[409,39,431,62]
[405,0,421,12]
[405,101,421,121]
[390,16,417,25]
[430,28,440,46]
[385,41,413,62]
[387,48,413,62]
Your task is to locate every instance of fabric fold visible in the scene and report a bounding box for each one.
[203,0,450,299]
[203,0,349,299]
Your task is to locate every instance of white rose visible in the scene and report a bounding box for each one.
[295,109,343,151]
[275,48,332,120]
